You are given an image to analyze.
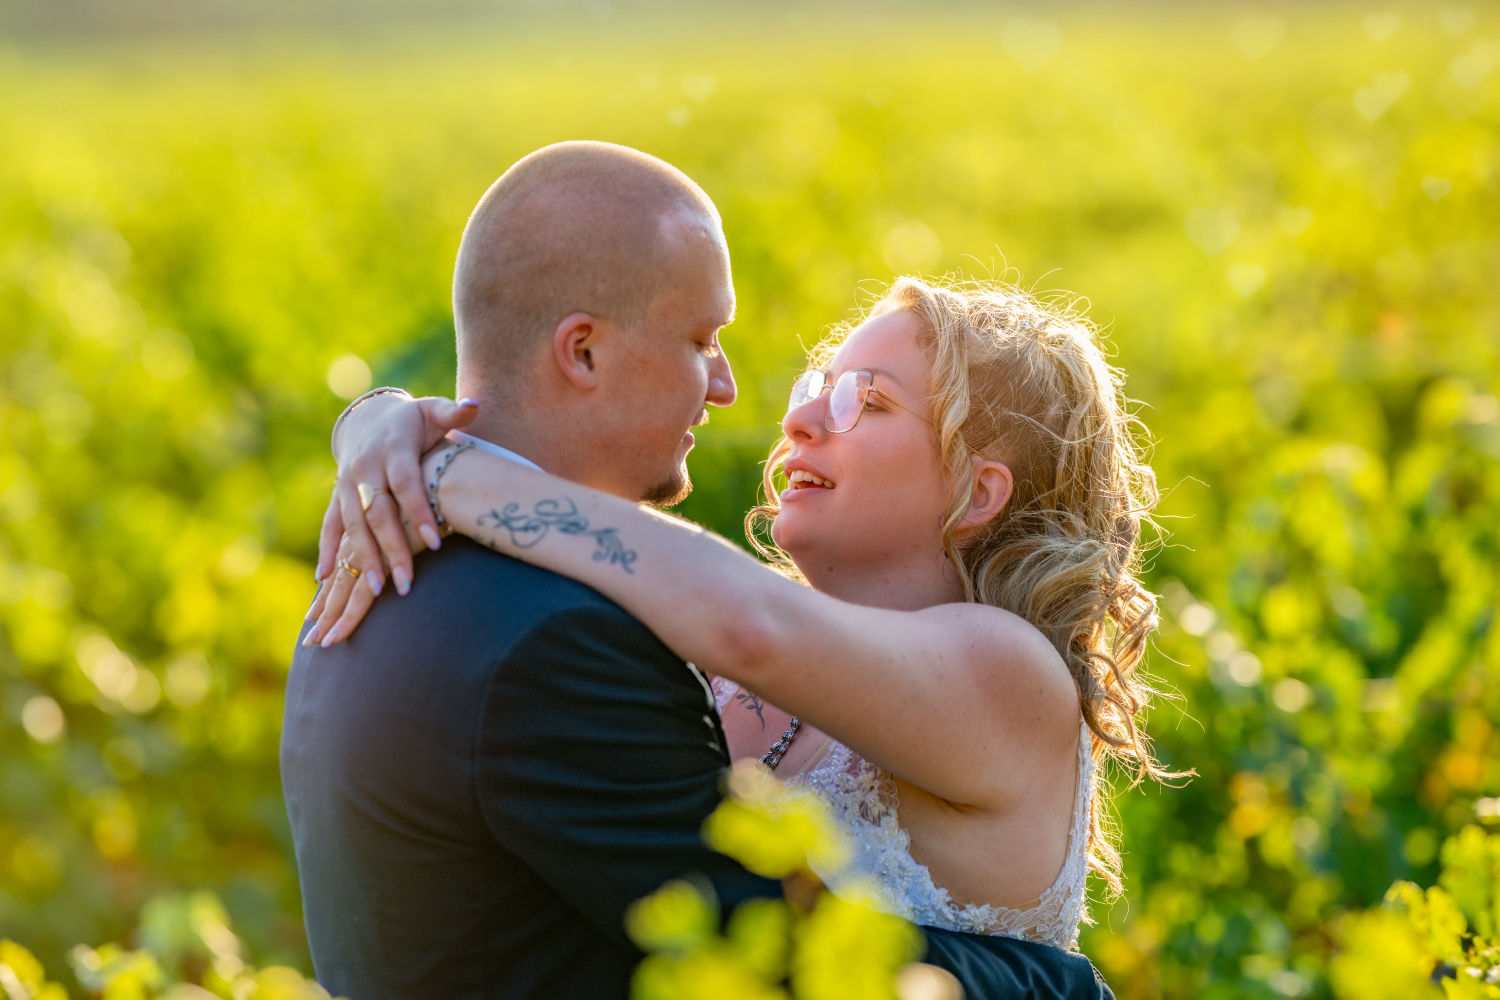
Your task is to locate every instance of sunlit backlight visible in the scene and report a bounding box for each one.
[882,220,942,276]
[895,963,963,1000]
[326,353,372,400]
[1179,602,1216,637]
[1353,71,1408,122]
[1001,18,1063,73]
[1232,18,1283,60]
[76,631,138,702]
[165,653,212,708]
[120,670,162,715]
[1205,630,1239,661]
[1185,208,1239,256]
[61,266,122,342]
[1290,816,1321,850]
[1272,677,1312,713]
[681,74,715,102]
[1228,264,1266,298]
[1362,13,1401,43]
[1451,40,1500,88]
[21,695,66,744]
[1227,652,1263,687]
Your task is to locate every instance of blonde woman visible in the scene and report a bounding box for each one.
[310,276,1179,951]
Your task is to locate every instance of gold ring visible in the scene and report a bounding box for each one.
[358,482,392,510]
[338,558,361,579]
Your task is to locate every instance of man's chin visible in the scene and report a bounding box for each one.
[641,467,691,507]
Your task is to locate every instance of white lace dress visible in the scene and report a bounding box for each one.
[712,678,1093,951]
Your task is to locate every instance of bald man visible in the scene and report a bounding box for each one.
[282,143,1115,999]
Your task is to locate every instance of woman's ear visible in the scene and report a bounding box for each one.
[957,456,1013,534]
[551,311,605,390]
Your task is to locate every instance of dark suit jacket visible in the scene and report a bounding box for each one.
[281,539,1113,999]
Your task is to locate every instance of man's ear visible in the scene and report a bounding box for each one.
[957,456,1013,535]
[551,311,606,390]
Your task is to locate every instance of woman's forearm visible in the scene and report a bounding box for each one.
[436,446,807,685]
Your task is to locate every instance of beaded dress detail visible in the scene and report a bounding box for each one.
[712,678,1093,950]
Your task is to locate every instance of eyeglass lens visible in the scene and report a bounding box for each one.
[788,369,872,433]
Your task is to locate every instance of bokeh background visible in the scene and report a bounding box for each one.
[3,1,1498,997]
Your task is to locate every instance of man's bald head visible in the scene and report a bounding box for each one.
[453,141,723,398]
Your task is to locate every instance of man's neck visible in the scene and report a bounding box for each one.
[459,409,623,498]
[448,430,544,472]
[458,410,543,458]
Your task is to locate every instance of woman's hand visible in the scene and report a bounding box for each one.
[305,533,373,646]
[315,392,479,597]
[306,445,453,647]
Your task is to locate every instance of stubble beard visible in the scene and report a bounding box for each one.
[641,464,692,507]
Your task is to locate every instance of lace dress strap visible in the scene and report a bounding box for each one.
[792,721,1094,950]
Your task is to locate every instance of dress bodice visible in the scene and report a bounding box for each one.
[712,678,1092,950]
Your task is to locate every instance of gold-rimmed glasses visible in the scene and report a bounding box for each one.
[787,369,931,433]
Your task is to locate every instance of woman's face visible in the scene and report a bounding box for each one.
[771,309,953,578]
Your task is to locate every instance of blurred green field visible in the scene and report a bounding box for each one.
[2,5,1498,997]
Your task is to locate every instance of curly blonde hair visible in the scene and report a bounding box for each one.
[748,276,1185,896]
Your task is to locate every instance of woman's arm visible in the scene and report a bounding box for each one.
[315,441,1079,809]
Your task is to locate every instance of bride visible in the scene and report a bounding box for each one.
[307,275,1179,950]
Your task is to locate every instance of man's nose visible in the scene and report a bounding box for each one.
[706,346,737,407]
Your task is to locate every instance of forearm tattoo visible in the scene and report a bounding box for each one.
[477,498,638,574]
[735,690,767,729]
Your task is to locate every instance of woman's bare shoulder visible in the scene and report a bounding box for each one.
[918,602,1079,728]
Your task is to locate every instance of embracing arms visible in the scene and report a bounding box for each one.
[309,400,1078,810]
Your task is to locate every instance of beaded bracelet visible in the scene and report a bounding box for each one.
[425,439,477,535]
[760,716,801,770]
[330,386,412,455]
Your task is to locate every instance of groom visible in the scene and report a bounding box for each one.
[282,141,1113,999]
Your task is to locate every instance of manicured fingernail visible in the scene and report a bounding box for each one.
[393,566,411,596]
[458,398,478,408]
[320,626,341,648]
[303,626,320,646]
[419,524,442,551]
[314,561,327,583]
[364,571,383,597]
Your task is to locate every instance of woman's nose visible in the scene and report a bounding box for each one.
[781,391,827,441]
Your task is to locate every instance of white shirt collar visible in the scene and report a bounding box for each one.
[446,430,545,472]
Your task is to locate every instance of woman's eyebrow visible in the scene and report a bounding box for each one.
[864,366,907,390]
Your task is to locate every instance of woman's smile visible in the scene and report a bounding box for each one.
[782,465,837,501]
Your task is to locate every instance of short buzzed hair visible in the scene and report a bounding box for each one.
[454,141,721,393]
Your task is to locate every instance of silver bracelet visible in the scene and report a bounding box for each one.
[330,386,412,455]
[426,439,477,535]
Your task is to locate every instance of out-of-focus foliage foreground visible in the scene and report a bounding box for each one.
[2,3,1497,997]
